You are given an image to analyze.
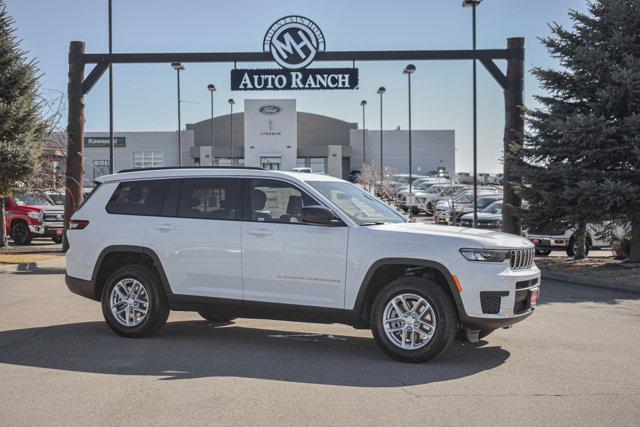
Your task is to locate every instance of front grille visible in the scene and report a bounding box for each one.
[509,248,535,270]
[42,213,63,222]
[516,278,539,289]
[480,293,501,314]
[513,289,531,314]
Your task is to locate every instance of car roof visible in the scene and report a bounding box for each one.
[95,167,345,184]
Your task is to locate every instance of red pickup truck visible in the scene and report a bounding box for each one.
[3,193,65,244]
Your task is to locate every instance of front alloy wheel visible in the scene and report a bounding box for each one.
[382,293,436,350]
[371,277,457,363]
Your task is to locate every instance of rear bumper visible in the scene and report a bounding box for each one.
[65,274,98,300]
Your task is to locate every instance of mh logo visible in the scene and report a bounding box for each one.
[263,16,325,70]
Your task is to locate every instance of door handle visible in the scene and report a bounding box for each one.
[154,224,176,231]
[247,228,272,237]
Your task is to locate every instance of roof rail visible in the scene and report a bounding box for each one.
[117,166,265,174]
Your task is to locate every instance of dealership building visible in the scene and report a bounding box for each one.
[82,99,455,183]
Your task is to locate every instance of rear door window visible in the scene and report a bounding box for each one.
[105,180,169,216]
[177,178,242,220]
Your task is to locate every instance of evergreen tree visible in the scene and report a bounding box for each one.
[0,1,47,246]
[513,0,640,262]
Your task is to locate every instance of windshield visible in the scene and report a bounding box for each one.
[48,193,65,205]
[13,193,52,206]
[307,181,406,225]
[482,201,502,214]
[477,197,502,209]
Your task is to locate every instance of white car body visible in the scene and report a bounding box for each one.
[66,168,540,361]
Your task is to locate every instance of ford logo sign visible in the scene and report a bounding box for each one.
[259,106,281,115]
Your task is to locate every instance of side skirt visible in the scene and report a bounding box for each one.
[168,294,360,327]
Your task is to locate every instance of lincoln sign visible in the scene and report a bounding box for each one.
[231,16,359,91]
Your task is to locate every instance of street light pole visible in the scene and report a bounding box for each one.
[377,87,386,186]
[463,0,482,228]
[228,98,235,165]
[403,64,416,194]
[171,62,185,166]
[108,0,114,173]
[360,100,367,168]
[207,84,216,166]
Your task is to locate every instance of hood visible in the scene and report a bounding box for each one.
[369,222,533,249]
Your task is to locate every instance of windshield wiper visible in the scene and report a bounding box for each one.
[359,221,387,226]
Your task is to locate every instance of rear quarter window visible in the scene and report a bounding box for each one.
[105,180,168,216]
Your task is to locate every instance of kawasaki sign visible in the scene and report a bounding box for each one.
[231,16,359,91]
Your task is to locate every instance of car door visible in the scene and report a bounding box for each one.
[144,177,244,300]
[241,178,349,309]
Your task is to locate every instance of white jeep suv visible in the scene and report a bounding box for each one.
[66,167,540,363]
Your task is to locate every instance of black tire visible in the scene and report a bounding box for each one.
[566,236,591,257]
[51,235,63,244]
[535,249,551,256]
[101,265,169,338]
[370,277,458,363]
[198,312,237,324]
[10,221,32,245]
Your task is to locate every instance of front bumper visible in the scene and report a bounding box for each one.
[29,223,63,237]
[528,236,569,249]
[453,260,541,330]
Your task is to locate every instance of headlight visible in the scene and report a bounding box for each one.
[28,211,40,220]
[460,248,509,262]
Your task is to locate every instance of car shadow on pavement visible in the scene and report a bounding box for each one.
[0,321,509,386]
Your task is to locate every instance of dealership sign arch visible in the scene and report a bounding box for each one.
[65,15,525,234]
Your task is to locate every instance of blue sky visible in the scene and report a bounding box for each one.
[6,0,589,173]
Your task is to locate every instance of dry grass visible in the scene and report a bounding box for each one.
[536,256,639,287]
[0,253,63,265]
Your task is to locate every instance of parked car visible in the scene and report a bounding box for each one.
[291,167,313,173]
[3,193,65,244]
[412,183,468,215]
[347,170,361,183]
[460,200,503,229]
[456,173,473,184]
[433,189,502,225]
[65,167,540,363]
[524,223,611,256]
[397,178,452,212]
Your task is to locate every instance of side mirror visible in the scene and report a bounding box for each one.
[301,206,336,225]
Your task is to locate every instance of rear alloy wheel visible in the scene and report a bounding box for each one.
[101,265,169,338]
[371,277,457,363]
[10,221,32,245]
[198,312,237,324]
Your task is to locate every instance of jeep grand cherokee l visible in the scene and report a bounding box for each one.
[65,168,540,363]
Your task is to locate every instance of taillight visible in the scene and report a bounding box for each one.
[68,220,89,230]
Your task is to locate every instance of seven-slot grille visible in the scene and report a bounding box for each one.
[509,248,534,270]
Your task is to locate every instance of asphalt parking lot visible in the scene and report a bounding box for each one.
[1,268,639,425]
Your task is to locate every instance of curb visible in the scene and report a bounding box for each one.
[0,257,66,273]
[541,270,640,294]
